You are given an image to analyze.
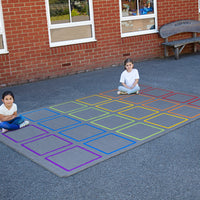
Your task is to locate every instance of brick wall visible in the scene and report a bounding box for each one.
[0,0,199,87]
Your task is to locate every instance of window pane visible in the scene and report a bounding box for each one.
[50,25,92,42]
[199,0,200,20]
[122,0,137,16]
[122,18,155,33]
[0,34,3,49]
[49,0,70,24]
[199,0,200,11]
[49,0,90,24]
[71,0,90,22]
[139,0,154,15]
[121,0,154,17]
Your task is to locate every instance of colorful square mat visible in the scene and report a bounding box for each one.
[1,85,200,177]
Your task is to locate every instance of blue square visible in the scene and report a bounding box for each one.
[84,133,136,154]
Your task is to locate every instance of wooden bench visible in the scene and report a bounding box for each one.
[159,20,200,59]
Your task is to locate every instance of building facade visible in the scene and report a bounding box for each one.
[0,0,200,87]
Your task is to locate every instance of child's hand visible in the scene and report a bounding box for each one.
[0,113,17,122]
[12,113,17,118]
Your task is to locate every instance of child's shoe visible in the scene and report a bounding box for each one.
[1,128,8,133]
[136,90,140,95]
[117,91,128,95]
[20,120,30,128]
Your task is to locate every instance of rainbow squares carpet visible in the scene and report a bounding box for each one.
[1,85,200,177]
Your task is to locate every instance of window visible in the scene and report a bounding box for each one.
[0,0,7,54]
[120,0,157,37]
[46,0,95,47]
[199,0,200,20]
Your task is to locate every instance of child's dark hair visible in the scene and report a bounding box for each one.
[2,91,15,100]
[124,58,134,69]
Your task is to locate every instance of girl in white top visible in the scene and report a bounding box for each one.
[0,91,29,133]
[118,58,140,95]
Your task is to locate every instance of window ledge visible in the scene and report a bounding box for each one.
[0,50,9,55]
[121,29,158,38]
[50,38,97,48]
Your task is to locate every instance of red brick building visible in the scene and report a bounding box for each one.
[0,0,200,87]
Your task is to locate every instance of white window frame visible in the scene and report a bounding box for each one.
[119,0,158,37]
[0,0,8,54]
[45,0,96,47]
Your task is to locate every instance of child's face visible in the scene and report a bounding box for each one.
[2,94,14,109]
[125,62,134,72]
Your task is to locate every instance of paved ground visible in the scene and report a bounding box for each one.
[0,53,200,200]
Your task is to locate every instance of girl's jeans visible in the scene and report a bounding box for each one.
[118,84,140,94]
[0,115,25,130]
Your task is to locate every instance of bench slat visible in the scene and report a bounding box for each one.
[162,37,200,48]
[159,20,200,38]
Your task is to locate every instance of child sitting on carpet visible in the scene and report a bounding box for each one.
[0,91,29,133]
[117,58,140,95]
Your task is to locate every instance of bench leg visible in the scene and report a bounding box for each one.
[164,46,168,57]
[194,43,197,53]
[175,48,179,59]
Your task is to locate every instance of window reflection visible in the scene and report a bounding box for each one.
[0,34,3,49]
[50,0,69,24]
[50,25,92,42]
[199,0,200,20]
[122,18,155,33]
[121,0,154,17]
[49,0,90,24]
[71,0,90,22]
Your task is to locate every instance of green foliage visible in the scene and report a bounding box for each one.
[49,1,89,18]
[51,14,69,21]
[50,2,69,17]
[71,9,79,16]
[49,0,67,4]
[50,7,69,17]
